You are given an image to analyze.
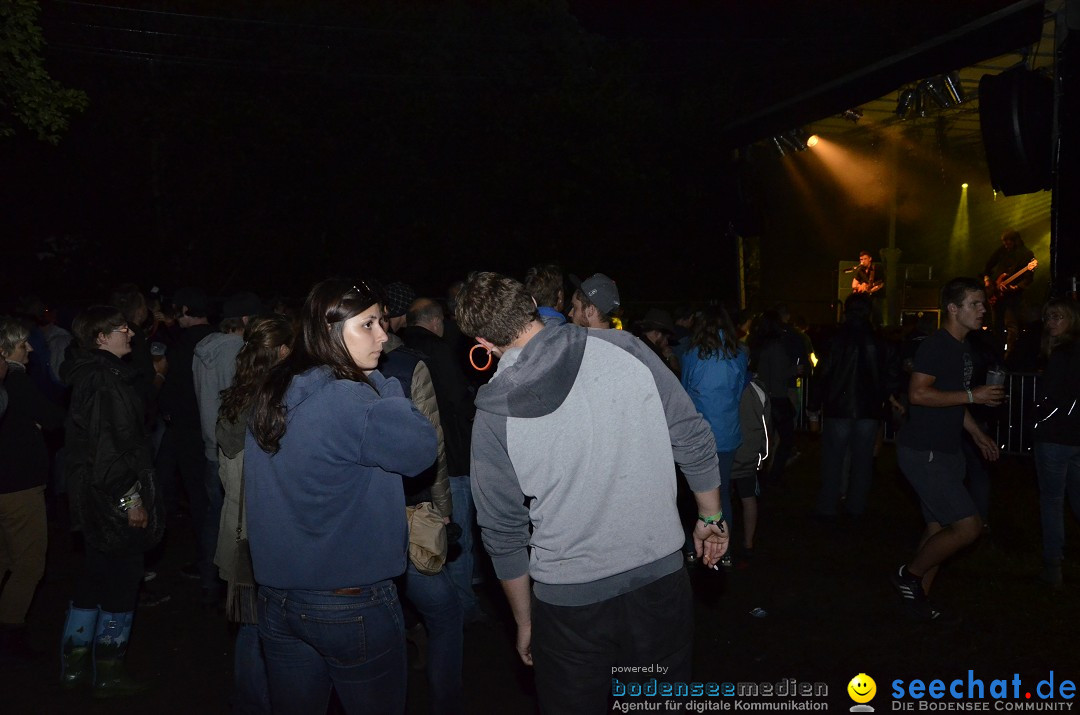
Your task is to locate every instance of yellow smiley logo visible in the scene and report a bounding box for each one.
[847,673,876,704]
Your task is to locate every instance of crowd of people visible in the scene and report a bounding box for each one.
[0,249,1077,712]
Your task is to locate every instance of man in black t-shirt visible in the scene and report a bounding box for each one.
[891,277,1005,622]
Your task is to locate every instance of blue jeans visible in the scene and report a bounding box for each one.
[233,623,270,714]
[445,476,479,620]
[401,564,464,714]
[816,418,878,517]
[257,583,406,715]
[1034,442,1080,563]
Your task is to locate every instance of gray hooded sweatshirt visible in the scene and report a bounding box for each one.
[194,332,244,461]
[471,322,719,606]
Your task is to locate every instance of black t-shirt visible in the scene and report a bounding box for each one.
[897,329,972,453]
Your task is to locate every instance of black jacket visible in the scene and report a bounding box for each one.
[156,323,215,430]
[397,326,475,476]
[0,363,66,494]
[1033,340,1080,446]
[61,348,164,554]
[809,319,898,421]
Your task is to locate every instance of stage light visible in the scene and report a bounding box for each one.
[896,89,916,119]
[943,71,965,105]
[806,134,820,148]
[961,183,969,189]
[921,76,954,108]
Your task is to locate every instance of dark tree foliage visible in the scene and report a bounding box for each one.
[0,0,88,143]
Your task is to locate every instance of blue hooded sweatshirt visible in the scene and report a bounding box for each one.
[244,367,437,590]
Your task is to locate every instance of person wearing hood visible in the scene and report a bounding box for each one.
[245,279,437,713]
[59,306,165,697]
[455,272,727,714]
[193,291,262,607]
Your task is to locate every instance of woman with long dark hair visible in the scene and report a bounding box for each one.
[59,306,165,697]
[213,314,293,714]
[1032,297,1080,586]
[245,279,437,713]
[680,306,749,542]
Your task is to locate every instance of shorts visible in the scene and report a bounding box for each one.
[896,445,977,526]
[730,468,759,500]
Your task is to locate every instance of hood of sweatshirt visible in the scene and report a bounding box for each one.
[473,322,587,419]
[194,332,243,372]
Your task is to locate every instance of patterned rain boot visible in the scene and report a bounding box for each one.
[92,610,150,698]
[60,603,98,690]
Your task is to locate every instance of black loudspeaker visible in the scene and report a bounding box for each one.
[978,66,1054,196]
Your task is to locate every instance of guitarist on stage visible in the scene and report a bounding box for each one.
[851,250,884,295]
[982,228,1036,356]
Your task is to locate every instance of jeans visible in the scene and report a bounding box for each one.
[532,568,693,715]
[258,583,406,715]
[401,564,464,714]
[445,476,479,620]
[816,418,878,517]
[202,459,225,593]
[233,622,271,714]
[1034,441,1080,563]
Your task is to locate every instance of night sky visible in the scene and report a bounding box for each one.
[3,0,1052,317]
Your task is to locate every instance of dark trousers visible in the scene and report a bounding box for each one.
[155,425,208,556]
[766,397,796,487]
[73,546,144,613]
[532,568,693,715]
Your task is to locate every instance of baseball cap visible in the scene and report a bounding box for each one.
[171,286,209,314]
[222,291,263,319]
[581,273,620,315]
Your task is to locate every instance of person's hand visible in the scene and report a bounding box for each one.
[127,505,148,528]
[692,519,730,569]
[514,621,533,666]
[972,430,1000,462]
[972,385,1005,406]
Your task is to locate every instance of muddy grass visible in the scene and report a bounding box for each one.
[5,433,1078,713]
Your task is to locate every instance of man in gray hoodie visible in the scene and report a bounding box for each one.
[455,272,727,714]
[193,291,261,606]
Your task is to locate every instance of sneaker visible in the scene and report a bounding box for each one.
[180,562,200,580]
[138,589,172,608]
[890,565,924,605]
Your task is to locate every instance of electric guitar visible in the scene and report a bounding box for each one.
[852,279,883,295]
[989,258,1038,305]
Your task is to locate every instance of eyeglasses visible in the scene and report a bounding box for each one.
[1046,313,1067,322]
[110,325,132,334]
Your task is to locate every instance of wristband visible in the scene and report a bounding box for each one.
[698,511,725,526]
[966,388,974,404]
